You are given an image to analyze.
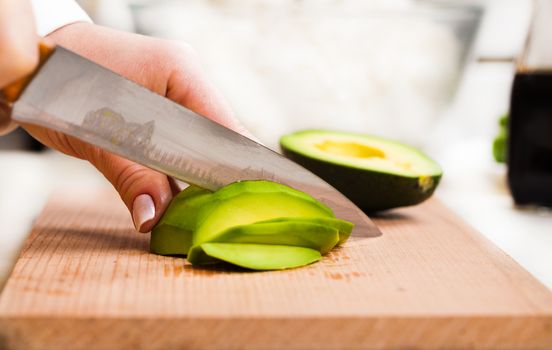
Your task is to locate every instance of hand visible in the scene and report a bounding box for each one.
[0,0,39,135]
[20,23,253,232]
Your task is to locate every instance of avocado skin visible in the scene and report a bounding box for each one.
[282,148,441,212]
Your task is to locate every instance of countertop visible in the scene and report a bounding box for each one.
[2,0,551,291]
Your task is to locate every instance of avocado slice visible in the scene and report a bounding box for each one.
[255,217,353,244]
[207,180,334,216]
[150,185,213,255]
[151,180,354,270]
[193,191,334,246]
[280,130,442,212]
[189,243,321,270]
[191,220,339,254]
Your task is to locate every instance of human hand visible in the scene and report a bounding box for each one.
[0,0,39,135]
[19,22,253,232]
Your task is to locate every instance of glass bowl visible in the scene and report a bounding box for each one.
[131,0,483,149]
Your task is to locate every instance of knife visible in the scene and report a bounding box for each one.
[0,43,380,237]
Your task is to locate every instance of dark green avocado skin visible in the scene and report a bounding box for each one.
[282,148,442,212]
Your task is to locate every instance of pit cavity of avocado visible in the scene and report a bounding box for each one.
[315,140,386,159]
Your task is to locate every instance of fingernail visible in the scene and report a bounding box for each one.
[132,194,155,232]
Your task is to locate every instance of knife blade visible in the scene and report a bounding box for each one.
[4,45,380,236]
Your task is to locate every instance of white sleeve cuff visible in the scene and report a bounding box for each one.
[31,0,92,37]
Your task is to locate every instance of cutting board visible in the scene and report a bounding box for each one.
[1,188,551,350]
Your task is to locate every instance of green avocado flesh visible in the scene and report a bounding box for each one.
[255,217,353,244]
[280,130,443,212]
[207,180,334,216]
[493,114,508,163]
[193,192,334,245]
[200,220,339,254]
[150,186,213,255]
[150,180,353,270]
[192,243,321,270]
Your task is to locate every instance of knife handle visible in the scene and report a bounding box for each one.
[0,40,55,104]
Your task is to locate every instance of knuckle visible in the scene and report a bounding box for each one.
[53,132,83,159]
[177,42,200,59]
[114,164,155,205]
[163,40,202,66]
[114,163,143,195]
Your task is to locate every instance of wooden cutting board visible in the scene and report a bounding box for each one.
[1,188,551,350]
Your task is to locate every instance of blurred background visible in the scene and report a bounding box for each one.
[2,0,551,289]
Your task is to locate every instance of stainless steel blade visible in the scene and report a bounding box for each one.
[12,46,380,236]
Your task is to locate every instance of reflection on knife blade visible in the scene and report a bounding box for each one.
[83,107,154,150]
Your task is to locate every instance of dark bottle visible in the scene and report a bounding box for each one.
[508,0,552,206]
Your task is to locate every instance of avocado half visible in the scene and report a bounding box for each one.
[280,130,442,212]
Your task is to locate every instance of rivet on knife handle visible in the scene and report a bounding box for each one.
[0,40,56,104]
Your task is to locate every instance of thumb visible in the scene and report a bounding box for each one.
[89,152,173,233]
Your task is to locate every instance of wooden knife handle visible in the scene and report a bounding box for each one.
[0,40,55,104]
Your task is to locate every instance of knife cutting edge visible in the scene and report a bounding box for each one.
[0,42,381,237]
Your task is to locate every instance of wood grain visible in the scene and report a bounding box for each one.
[1,188,551,349]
